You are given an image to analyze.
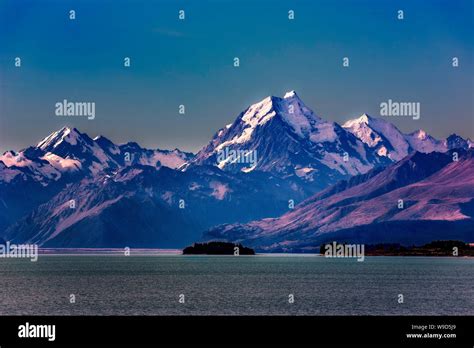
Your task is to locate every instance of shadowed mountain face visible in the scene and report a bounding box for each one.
[1,92,473,249]
[3,164,313,248]
[204,150,474,252]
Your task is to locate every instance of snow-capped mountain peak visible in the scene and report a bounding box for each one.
[278,91,330,140]
[237,91,323,140]
[343,115,470,157]
[283,90,299,99]
[344,113,372,127]
[411,129,428,140]
[190,92,383,188]
[240,96,276,129]
[35,126,120,176]
[404,129,447,154]
[343,113,410,161]
[37,126,81,151]
[1,126,195,187]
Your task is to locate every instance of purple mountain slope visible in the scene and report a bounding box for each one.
[204,149,474,252]
[4,163,312,248]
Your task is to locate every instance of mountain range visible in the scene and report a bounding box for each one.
[1,91,473,249]
[205,149,474,252]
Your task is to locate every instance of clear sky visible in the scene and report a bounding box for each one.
[1,0,473,153]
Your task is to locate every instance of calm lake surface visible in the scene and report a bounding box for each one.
[0,255,472,315]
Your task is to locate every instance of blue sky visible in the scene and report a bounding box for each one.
[1,0,473,152]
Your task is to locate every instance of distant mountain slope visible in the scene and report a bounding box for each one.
[0,127,193,232]
[405,129,447,153]
[342,114,412,161]
[1,126,193,183]
[204,149,474,252]
[4,163,312,248]
[342,114,470,161]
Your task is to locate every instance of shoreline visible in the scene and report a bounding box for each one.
[28,248,474,257]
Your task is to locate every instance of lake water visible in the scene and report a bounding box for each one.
[0,255,472,315]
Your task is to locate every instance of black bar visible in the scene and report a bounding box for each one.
[0,316,472,346]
